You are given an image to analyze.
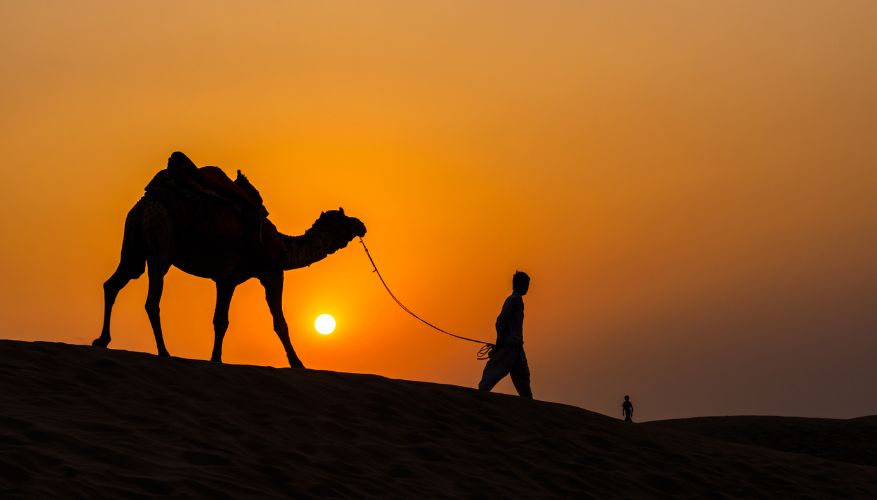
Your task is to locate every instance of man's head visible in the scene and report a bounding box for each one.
[624,395,630,401]
[512,271,530,295]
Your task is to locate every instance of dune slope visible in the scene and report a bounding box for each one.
[1,340,876,498]
[646,415,877,467]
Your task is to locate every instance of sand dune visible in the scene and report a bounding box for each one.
[646,415,877,467]
[2,340,876,498]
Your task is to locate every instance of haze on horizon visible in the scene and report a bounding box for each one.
[1,1,875,420]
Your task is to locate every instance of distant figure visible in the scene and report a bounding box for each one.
[622,395,634,422]
[478,271,533,399]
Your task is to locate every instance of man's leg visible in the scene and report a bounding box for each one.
[510,349,533,399]
[478,345,516,392]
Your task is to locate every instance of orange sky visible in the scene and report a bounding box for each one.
[1,1,875,420]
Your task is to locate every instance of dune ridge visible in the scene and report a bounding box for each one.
[646,415,877,467]
[1,340,876,498]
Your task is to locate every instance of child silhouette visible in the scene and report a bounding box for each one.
[622,395,634,422]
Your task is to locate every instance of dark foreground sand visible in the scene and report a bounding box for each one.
[1,340,875,498]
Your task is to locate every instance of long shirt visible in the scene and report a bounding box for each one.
[495,292,525,346]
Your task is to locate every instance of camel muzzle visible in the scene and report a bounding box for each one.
[349,218,367,239]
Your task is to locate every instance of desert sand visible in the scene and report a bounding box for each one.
[647,415,877,468]
[2,340,875,498]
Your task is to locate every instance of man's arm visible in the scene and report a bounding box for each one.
[494,297,515,348]
[494,315,507,349]
[505,295,524,345]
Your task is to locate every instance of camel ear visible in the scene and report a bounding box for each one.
[339,207,345,216]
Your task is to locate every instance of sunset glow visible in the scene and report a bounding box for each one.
[0,1,875,420]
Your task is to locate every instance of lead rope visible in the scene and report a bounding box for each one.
[358,237,494,360]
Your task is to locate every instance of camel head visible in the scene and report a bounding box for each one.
[308,207,367,254]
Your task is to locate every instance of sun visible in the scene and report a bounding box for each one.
[314,314,336,335]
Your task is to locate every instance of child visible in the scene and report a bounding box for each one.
[622,395,634,422]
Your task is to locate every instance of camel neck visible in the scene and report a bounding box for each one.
[279,232,330,270]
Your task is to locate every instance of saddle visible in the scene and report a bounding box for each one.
[197,166,269,218]
[145,152,269,218]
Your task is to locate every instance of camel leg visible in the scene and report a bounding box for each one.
[211,281,236,363]
[260,273,304,368]
[93,266,140,348]
[94,204,147,348]
[145,263,171,357]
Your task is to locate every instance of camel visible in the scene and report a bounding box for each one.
[93,152,367,368]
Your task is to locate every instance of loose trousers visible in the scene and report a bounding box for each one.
[478,344,532,399]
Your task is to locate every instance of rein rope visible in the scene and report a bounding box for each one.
[358,237,494,360]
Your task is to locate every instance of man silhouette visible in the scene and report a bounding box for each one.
[478,271,532,399]
[622,395,634,422]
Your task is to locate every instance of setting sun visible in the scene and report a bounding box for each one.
[314,314,336,335]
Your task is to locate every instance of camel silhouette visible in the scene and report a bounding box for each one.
[93,152,366,368]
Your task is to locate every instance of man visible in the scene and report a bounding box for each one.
[478,271,533,399]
